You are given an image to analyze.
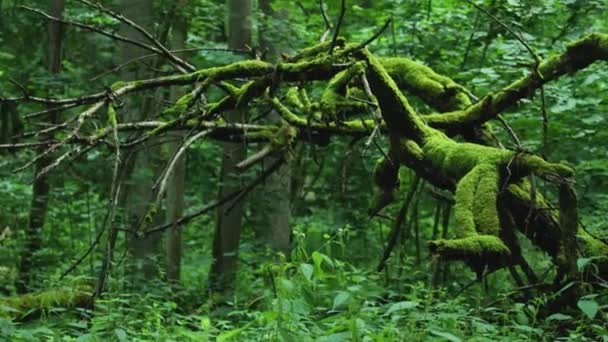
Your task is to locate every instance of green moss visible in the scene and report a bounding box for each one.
[429,235,511,258]
[355,49,429,140]
[0,286,92,320]
[320,62,365,120]
[285,87,304,109]
[380,57,472,112]
[235,79,271,109]
[269,124,297,148]
[107,104,117,127]
[285,37,346,62]
[110,81,127,91]
[518,154,573,179]
[400,139,424,163]
[270,97,307,126]
[197,59,274,80]
[422,33,608,132]
[161,92,194,119]
[145,119,176,138]
[299,88,312,111]
[578,231,608,258]
[422,133,512,179]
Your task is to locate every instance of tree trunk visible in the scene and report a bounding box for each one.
[208,0,252,295]
[17,0,65,293]
[165,0,189,284]
[251,0,292,253]
[119,0,163,280]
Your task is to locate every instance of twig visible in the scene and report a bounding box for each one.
[19,6,163,57]
[496,114,522,148]
[153,129,211,208]
[319,0,333,42]
[144,157,285,236]
[462,0,549,154]
[377,176,421,272]
[330,0,347,53]
[353,17,392,50]
[236,145,274,171]
[76,0,195,73]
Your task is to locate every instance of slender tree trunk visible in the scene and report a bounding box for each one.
[17,0,65,293]
[165,0,189,284]
[252,0,292,253]
[119,0,163,280]
[208,0,252,295]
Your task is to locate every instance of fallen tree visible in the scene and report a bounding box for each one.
[2,5,607,308]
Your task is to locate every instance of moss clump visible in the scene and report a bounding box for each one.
[196,59,274,80]
[270,97,308,126]
[284,37,346,62]
[421,133,512,179]
[110,81,127,91]
[355,49,429,140]
[285,87,304,109]
[161,93,195,119]
[235,79,271,109]
[320,62,365,121]
[269,124,297,148]
[380,57,472,112]
[0,286,92,320]
[428,235,511,277]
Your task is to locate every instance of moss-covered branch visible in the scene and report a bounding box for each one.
[425,33,608,129]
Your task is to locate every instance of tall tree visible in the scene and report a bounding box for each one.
[208,0,252,295]
[16,0,65,293]
[165,0,189,284]
[253,0,292,253]
[119,0,163,279]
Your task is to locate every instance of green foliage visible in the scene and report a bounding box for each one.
[1,0,607,340]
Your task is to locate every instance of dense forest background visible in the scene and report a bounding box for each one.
[0,0,607,340]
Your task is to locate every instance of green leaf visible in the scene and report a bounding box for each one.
[578,299,599,319]
[217,321,254,342]
[577,258,591,271]
[300,263,314,281]
[332,291,351,310]
[547,313,572,321]
[114,328,128,342]
[430,330,462,342]
[385,301,418,315]
[312,251,325,277]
